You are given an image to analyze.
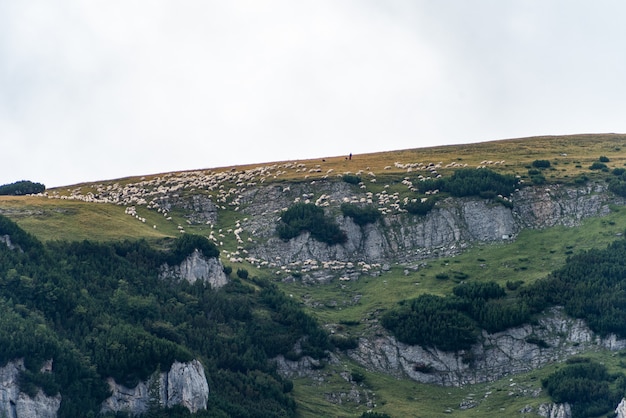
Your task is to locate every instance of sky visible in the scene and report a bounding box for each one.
[1,1,626,188]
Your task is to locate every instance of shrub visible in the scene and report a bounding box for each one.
[404,198,435,216]
[341,203,381,226]
[350,369,366,383]
[381,294,478,351]
[479,190,496,199]
[277,203,347,245]
[167,234,219,265]
[532,160,551,169]
[452,271,470,281]
[542,360,625,418]
[506,280,524,290]
[599,155,610,162]
[613,168,626,176]
[330,335,359,350]
[342,174,361,185]
[223,265,232,275]
[236,268,249,279]
[530,174,546,185]
[590,162,607,170]
[452,281,505,300]
[419,168,519,198]
[574,175,589,185]
[609,179,626,198]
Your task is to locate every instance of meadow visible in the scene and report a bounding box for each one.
[3,133,626,417]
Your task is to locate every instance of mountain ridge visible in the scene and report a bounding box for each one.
[3,133,626,417]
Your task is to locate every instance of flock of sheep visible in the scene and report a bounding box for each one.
[35,157,504,274]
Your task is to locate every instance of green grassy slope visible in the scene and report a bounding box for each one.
[5,133,626,243]
[2,133,626,417]
[278,207,626,417]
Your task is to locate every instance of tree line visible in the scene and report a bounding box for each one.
[0,180,45,195]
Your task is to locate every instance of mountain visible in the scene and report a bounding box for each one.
[2,133,626,417]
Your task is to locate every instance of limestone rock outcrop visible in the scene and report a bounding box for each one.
[160,249,228,288]
[0,359,61,418]
[348,307,626,386]
[538,402,572,418]
[101,359,209,415]
[241,182,619,267]
[154,194,219,225]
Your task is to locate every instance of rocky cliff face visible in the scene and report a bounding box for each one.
[155,194,219,225]
[513,182,612,229]
[538,402,572,418]
[160,249,228,288]
[348,307,626,387]
[101,359,209,415]
[240,182,618,267]
[0,359,61,418]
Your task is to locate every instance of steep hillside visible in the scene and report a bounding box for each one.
[3,133,626,417]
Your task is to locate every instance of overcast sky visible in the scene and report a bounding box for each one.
[2,1,625,188]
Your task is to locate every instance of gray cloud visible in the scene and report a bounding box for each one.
[1,1,625,187]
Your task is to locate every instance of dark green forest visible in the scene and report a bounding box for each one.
[0,215,332,417]
[0,180,46,195]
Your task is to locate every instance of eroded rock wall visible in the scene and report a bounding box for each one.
[0,359,61,418]
[242,182,617,266]
[160,249,228,288]
[348,307,626,387]
[101,359,209,415]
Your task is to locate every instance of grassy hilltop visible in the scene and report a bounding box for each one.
[3,133,626,417]
[4,133,626,243]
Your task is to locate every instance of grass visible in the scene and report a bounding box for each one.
[291,357,559,418]
[0,196,170,242]
[5,133,626,417]
[274,205,626,334]
[273,207,626,417]
[47,134,626,195]
[292,345,626,418]
[255,133,626,185]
